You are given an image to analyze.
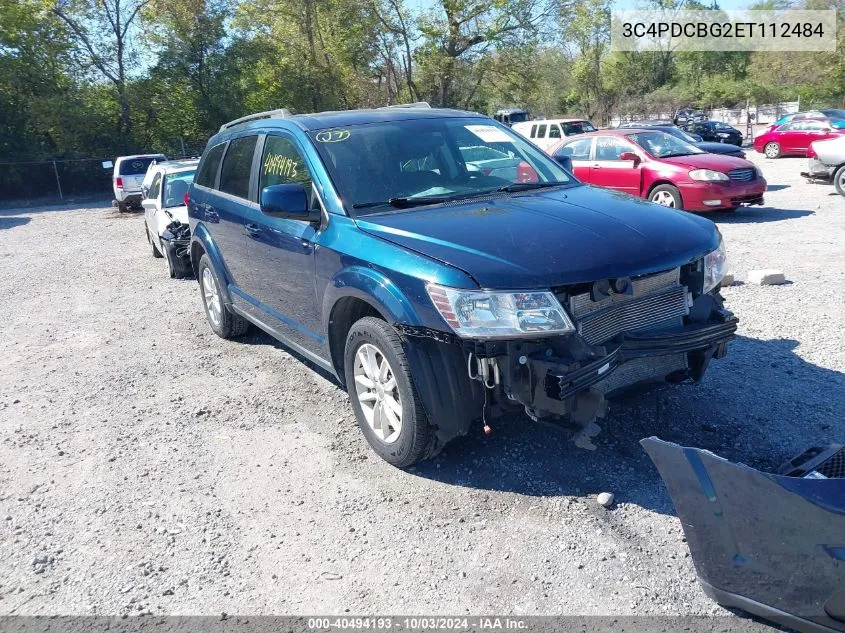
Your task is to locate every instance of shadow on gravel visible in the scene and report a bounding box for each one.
[409,336,845,515]
[0,198,112,216]
[0,216,30,230]
[713,207,813,224]
[237,327,341,386]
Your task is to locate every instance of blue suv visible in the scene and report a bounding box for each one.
[188,105,737,467]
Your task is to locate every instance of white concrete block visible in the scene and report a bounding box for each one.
[748,269,786,285]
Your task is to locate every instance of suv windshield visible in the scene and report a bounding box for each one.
[627,131,704,158]
[163,171,195,208]
[309,118,573,213]
[120,157,163,175]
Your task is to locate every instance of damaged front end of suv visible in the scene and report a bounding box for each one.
[399,235,736,442]
[643,437,845,633]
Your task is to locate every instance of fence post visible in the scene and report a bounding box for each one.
[52,160,64,201]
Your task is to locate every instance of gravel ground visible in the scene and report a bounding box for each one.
[0,150,842,623]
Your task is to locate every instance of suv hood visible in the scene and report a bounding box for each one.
[355,185,719,288]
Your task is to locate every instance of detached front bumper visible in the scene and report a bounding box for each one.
[643,437,845,633]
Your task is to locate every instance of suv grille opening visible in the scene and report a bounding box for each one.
[567,268,690,345]
[779,445,845,479]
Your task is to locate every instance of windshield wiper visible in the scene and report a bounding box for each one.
[352,196,451,210]
[496,181,569,193]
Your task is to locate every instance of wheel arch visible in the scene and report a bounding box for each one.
[323,266,426,385]
[190,224,233,305]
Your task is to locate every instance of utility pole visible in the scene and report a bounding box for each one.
[52,160,64,201]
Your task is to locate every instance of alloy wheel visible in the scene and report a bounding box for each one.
[353,343,402,444]
[651,190,676,207]
[202,267,222,327]
[764,143,779,158]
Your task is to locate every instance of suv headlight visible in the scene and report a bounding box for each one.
[689,169,729,182]
[427,285,575,339]
[703,237,728,293]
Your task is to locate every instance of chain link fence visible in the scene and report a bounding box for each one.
[1,141,205,207]
[0,157,115,206]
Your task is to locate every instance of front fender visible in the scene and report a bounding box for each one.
[322,266,423,327]
[190,223,233,305]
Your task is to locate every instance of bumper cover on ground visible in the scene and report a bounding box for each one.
[642,437,845,633]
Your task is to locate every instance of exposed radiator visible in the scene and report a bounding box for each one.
[568,269,690,345]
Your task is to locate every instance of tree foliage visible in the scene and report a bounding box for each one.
[0,0,842,163]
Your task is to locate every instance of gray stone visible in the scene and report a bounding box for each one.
[596,492,615,508]
[748,269,786,285]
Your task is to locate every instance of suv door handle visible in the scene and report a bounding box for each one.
[245,223,262,238]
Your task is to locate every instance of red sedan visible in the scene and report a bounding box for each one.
[753,118,845,158]
[548,129,766,212]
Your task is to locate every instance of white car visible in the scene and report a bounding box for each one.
[141,160,198,277]
[113,154,167,212]
[511,118,597,151]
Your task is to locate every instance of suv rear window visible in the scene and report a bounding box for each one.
[195,143,226,189]
[219,136,258,199]
[119,157,161,175]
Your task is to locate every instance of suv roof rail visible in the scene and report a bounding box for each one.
[379,102,432,110]
[219,108,292,132]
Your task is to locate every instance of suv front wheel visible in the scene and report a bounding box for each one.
[197,254,250,339]
[344,317,437,468]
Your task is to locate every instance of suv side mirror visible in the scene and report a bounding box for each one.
[619,151,640,164]
[554,155,573,171]
[260,184,318,221]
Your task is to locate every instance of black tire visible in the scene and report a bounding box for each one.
[648,184,683,210]
[197,254,250,339]
[763,142,781,159]
[118,200,129,213]
[165,246,178,278]
[344,316,438,468]
[147,224,164,258]
[834,165,845,197]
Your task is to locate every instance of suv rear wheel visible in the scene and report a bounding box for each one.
[344,317,437,468]
[197,254,250,339]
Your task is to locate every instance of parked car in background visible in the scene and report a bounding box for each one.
[766,109,845,131]
[686,121,744,146]
[512,118,597,151]
[617,121,746,158]
[188,106,736,467]
[674,109,706,127]
[801,134,845,196]
[753,118,845,158]
[492,108,530,127]
[142,160,198,278]
[548,129,765,212]
[113,154,167,212]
